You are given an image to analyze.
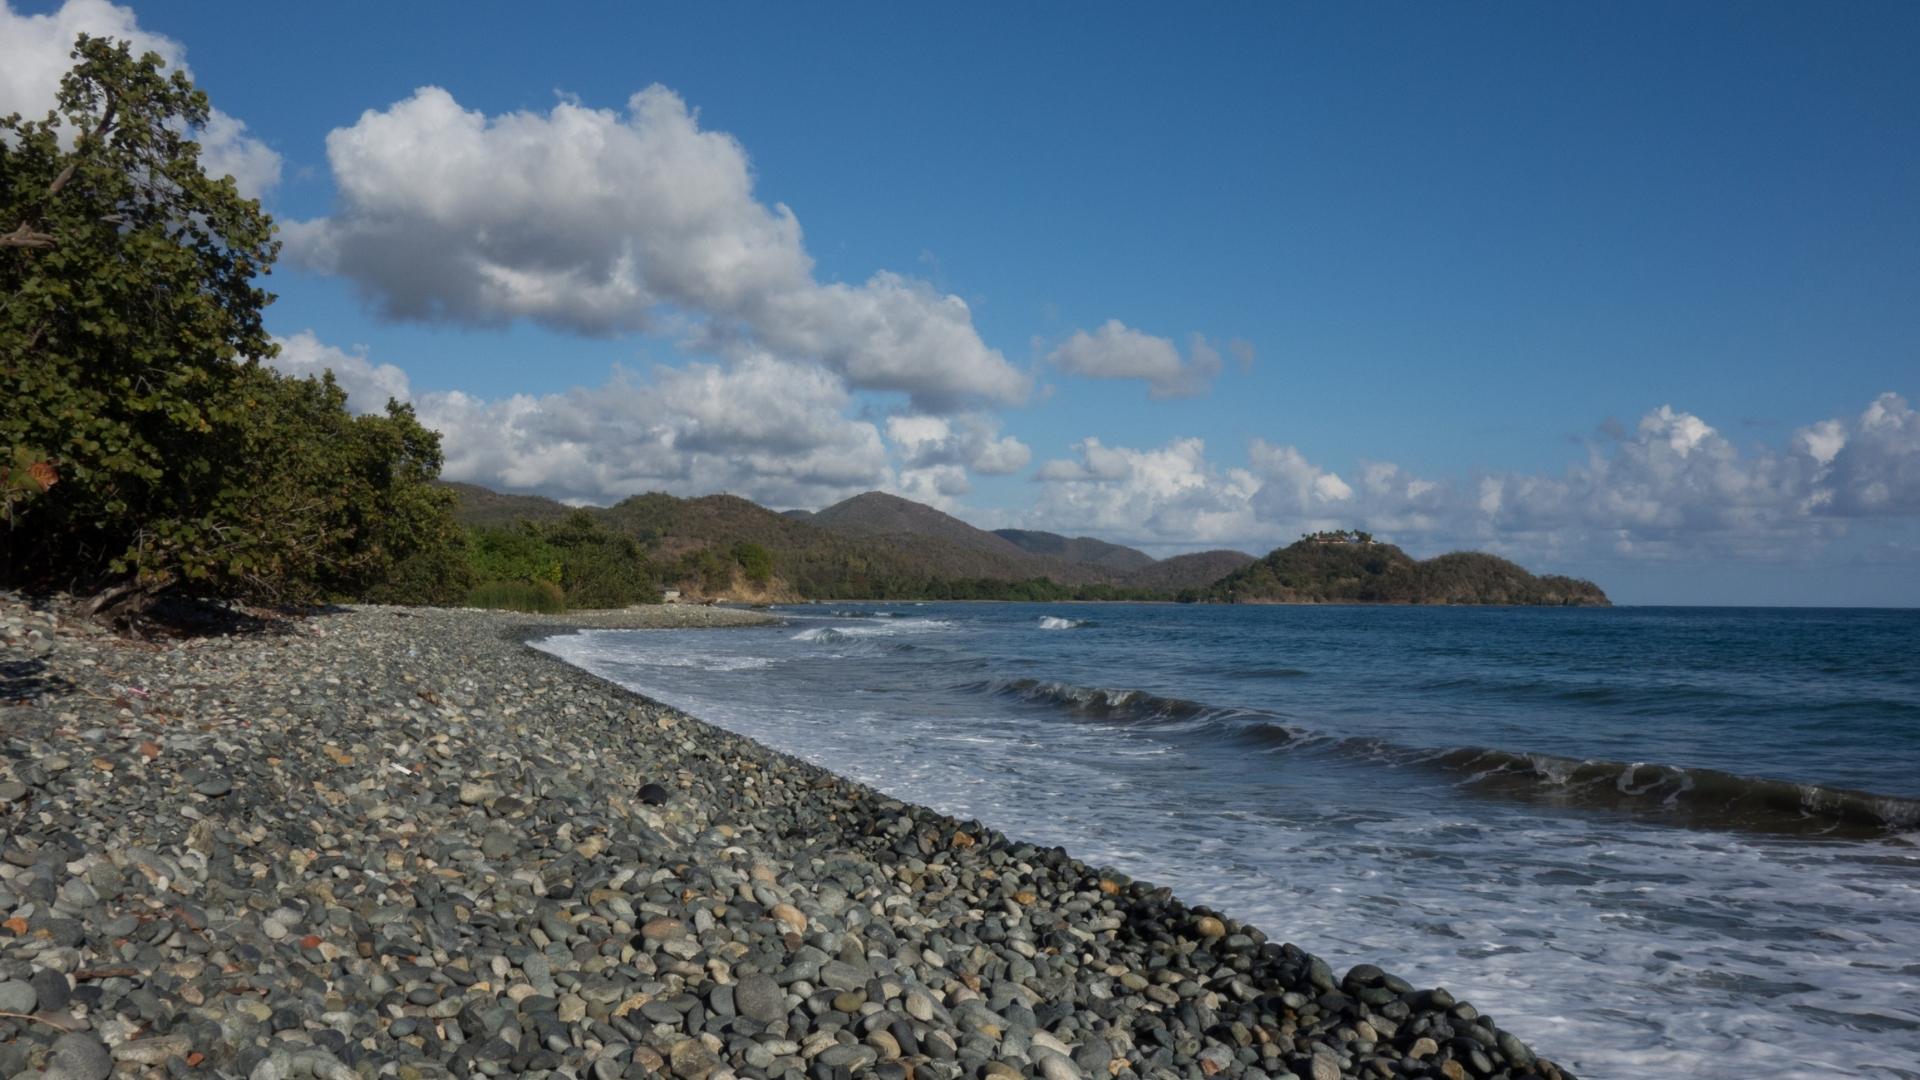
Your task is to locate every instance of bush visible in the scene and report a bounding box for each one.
[465,579,567,613]
[731,541,774,586]
[463,524,563,588]
[551,516,657,608]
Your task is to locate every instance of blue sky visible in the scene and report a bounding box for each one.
[6,2,1918,604]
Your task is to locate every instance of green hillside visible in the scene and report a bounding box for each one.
[993,528,1158,573]
[442,486,1607,606]
[1205,532,1609,606]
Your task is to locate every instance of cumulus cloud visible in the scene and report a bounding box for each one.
[1024,393,1920,559]
[0,0,281,197]
[286,85,1027,412]
[882,413,1030,509]
[885,414,1030,475]
[1029,437,1263,548]
[268,331,412,414]
[1812,392,1920,518]
[1047,320,1225,398]
[417,356,892,508]
[264,332,892,508]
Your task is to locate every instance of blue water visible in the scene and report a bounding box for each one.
[538,603,1920,1079]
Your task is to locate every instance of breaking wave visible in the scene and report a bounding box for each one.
[790,618,954,644]
[960,677,1920,838]
[1038,616,1089,630]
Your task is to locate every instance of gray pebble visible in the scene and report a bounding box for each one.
[43,1032,113,1080]
[0,979,36,1014]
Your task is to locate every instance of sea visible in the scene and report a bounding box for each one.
[534,603,1920,1079]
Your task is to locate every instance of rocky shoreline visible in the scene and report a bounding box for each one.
[0,599,1575,1080]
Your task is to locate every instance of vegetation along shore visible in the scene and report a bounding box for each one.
[1,595,1576,1080]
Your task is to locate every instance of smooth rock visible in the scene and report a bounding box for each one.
[43,1032,113,1080]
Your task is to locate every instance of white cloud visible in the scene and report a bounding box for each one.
[0,0,281,197]
[1814,392,1920,518]
[1029,437,1263,548]
[1047,320,1225,398]
[268,331,411,414]
[883,413,1029,510]
[1023,394,1920,560]
[885,414,1030,475]
[265,332,893,508]
[893,464,972,508]
[287,85,1027,412]
[415,355,891,508]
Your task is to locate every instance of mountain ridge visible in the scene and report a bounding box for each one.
[442,483,1606,604]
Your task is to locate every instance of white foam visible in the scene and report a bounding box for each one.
[1039,616,1087,630]
[639,655,774,671]
[790,618,953,642]
[542,625,1920,1080]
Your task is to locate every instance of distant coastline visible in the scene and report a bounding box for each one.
[450,482,1608,609]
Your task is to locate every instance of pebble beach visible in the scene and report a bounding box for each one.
[0,599,1575,1080]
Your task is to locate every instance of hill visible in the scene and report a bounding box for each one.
[993,528,1157,574]
[441,481,573,528]
[442,486,1608,605]
[1206,534,1608,606]
[1125,549,1258,591]
[813,492,1030,558]
[806,492,1119,587]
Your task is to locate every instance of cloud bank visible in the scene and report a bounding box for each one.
[285,85,1028,412]
[1025,394,1920,561]
[0,0,281,197]
[270,321,1916,567]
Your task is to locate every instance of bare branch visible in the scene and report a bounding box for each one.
[0,224,56,250]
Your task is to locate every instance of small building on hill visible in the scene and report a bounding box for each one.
[1303,529,1376,546]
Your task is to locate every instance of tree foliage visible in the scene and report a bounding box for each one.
[459,512,659,610]
[1,37,458,609]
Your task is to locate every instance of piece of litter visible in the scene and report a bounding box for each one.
[388,763,412,775]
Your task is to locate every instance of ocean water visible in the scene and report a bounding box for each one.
[535,603,1920,1079]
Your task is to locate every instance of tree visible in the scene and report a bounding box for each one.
[1,36,457,611]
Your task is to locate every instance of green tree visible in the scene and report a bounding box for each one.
[730,540,773,586]
[545,509,658,608]
[1,36,457,611]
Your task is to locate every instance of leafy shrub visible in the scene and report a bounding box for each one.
[549,511,658,608]
[731,541,774,586]
[465,579,567,613]
[463,524,563,588]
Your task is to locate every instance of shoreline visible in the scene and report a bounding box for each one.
[0,600,1574,1080]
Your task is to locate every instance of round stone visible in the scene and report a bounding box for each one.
[42,1032,112,1080]
[733,973,786,1024]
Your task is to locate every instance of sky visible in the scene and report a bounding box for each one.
[5,1,1918,605]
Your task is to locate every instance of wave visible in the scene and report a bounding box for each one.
[639,655,774,671]
[1404,746,1920,837]
[964,677,1278,729]
[1038,616,1089,630]
[791,618,954,644]
[960,677,1920,839]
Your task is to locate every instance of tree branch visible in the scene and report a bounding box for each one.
[0,224,56,250]
[3,90,119,252]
